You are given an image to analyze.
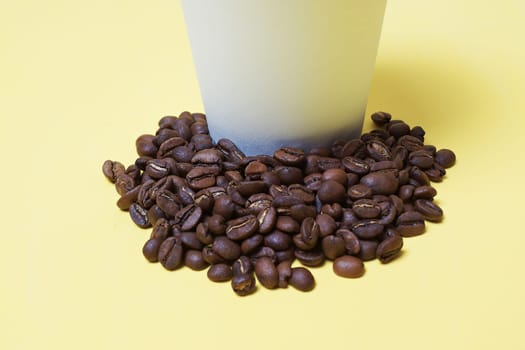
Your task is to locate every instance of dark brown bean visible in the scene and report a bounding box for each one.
[207,264,233,282]
[289,267,315,292]
[254,257,279,289]
[333,255,365,278]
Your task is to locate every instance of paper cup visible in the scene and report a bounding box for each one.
[182,0,386,155]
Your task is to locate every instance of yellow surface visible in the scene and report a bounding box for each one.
[1,1,524,349]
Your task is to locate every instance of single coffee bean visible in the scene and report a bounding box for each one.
[274,147,306,166]
[180,232,203,250]
[143,238,162,262]
[207,263,233,282]
[202,245,225,265]
[316,214,337,237]
[414,199,444,222]
[244,160,268,179]
[352,199,382,219]
[360,171,399,195]
[336,229,361,255]
[240,234,264,255]
[376,228,403,263]
[115,174,136,196]
[321,168,347,186]
[275,249,295,264]
[206,214,226,235]
[304,173,323,191]
[232,256,254,275]
[256,206,277,234]
[399,184,415,201]
[347,184,373,201]
[352,219,384,239]
[367,140,392,161]
[264,230,292,251]
[129,203,151,228]
[435,149,456,168]
[318,180,346,204]
[293,217,320,250]
[226,215,259,241]
[371,111,392,125]
[156,190,180,217]
[195,222,214,245]
[358,240,379,261]
[409,166,430,186]
[186,166,217,190]
[289,267,316,292]
[157,136,187,159]
[277,261,293,288]
[184,250,209,270]
[387,121,410,139]
[321,203,343,220]
[212,195,236,220]
[217,138,245,163]
[158,237,184,270]
[333,255,365,278]
[274,166,303,185]
[254,257,279,289]
[413,185,437,199]
[147,205,167,226]
[245,193,273,214]
[342,156,370,175]
[377,201,397,225]
[191,134,214,151]
[116,185,140,210]
[275,215,300,233]
[154,129,182,148]
[317,157,342,171]
[341,208,360,227]
[231,272,257,296]
[396,211,426,237]
[289,204,317,222]
[288,184,315,204]
[191,148,222,167]
[212,236,241,261]
[102,160,125,183]
[322,235,346,260]
[136,134,158,157]
[150,218,170,240]
[294,249,325,267]
[236,180,267,197]
[174,204,202,231]
[409,150,434,169]
[190,121,209,135]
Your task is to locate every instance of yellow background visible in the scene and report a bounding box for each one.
[1,1,524,349]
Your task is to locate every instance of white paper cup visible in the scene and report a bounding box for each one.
[182,0,386,155]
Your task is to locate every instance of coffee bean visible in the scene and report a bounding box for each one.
[435,149,456,168]
[289,267,315,292]
[184,250,209,270]
[293,217,320,250]
[241,234,264,255]
[316,214,337,237]
[147,205,167,226]
[206,214,226,235]
[254,257,279,289]
[352,199,382,219]
[347,184,373,201]
[396,211,426,237]
[225,215,258,241]
[274,166,303,185]
[207,263,233,282]
[156,190,180,217]
[202,245,225,265]
[277,261,293,288]
[143,238,162,262]
[333,255,365,278]
[358,240,379,261]
[376,228,403,263]
[217,138,245,163]
[371,111,392,125]
[129,203,151,228]
[116,185,140,210]
[158,237,184,270]
[414,199,443,222]
[336,229,361,255]
[275,215,300,233]
[174,204,202,231]
[321,203,343,220]
[366,140,392,161]
[186,166,217,190]
[180,232,203,250]
[212,195,236,220]
[191,134,214,151]
[102,160,125,183]
[352,219,384,239]
[342,156,370,175]
[399,184,415,201]
[264,230,292,251]
[318,180,346,204]
[212,236,241,261]
[115,174,136,196]
[231,273,257,296]
[150,218,170,240]
[413,185,437,199]
[317,157,342,171]
[274,147,306,166]
[304,173,323,191]
[387,121,410,139]
[136,134,158,157]
[294,249,325,267]
[360,171,399,195]
[322,235,346,260]
[409,150,434,169]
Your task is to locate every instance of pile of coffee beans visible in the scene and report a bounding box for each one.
[102,111,456,296]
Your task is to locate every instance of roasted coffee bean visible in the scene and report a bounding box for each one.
[293,217,320,250]
[294,249,325,267]
[194,189,215,212]
[136,134,158,157]
[186,167,217,190]
[212,195,236,220]
[264,230,292,251]
[275,215,300,233]
[206,214,226,235]
[309,147,331,156]
[256,206,277,234]
[212,236,241,261]
[102,160,125,183]
[250,246,277,263]
[410,126,426,140]
[202,245,225,265]
[157,137,187,159]
[336,229,361,255]
[413,185,437,199]
[399,184,415,201]
[115,174,136,196]
[304,174,323,193]
[316,214,337,237]
[184,250,209,270]
[409,166,430,186]
[277,261,293,288]
[150,218,170,240]
[352,219,384,239]
[191,134,214,151]
[232,256,253,275]
[226,215,259,240]
[288,184,315,204]
[333,256,365,278]
[180,232,203,250]
[414,199,443,222]
[147,205,167,226]
[318,180,346,204]
[322,235,346,260]
[255,257,279,289]
[275,249,295,264]
[377,201,397,225]
[358,240,379,261]
[174,204,202,231]
[236,181,267,197]
[388,121,410,139]
[129,203,151,228]
[321,168,347,186]
[347,184,373,201]
[207,263,233,282]
[376,228,403,263]
[352,199,382,219]
[360,171,399,195]
[231,272,257,296]
[396,211,426,237]
[289,204,317,222]
[331,139,347,158]
[321,203,343,220]
[367,140,392,161]
[154,128,181,148]
[143,238,162,262]
[371,111,392,125]
[241,234,264,255]
[116,185,140,210]
[274,147,306,166]
[317,157,342,171]
[244,160,267,179]
[191,121,209,135]
[409,150,434,169]
[195,222,214,245]
[217,138,245,163]
[342,156,370,175]
[191,149,222,167]
[158,237,184,270]
[341,208,360,227]
[435,149,456,168]
[274,166,303,185]
[425,165,445,182]
[156,190,180,217]
[289,267,315,292]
